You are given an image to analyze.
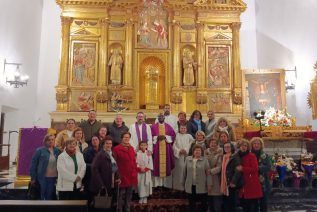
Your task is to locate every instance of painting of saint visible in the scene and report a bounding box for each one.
[72,42,96,86]
[244,71,285,116]
[207,47,230,88]
[137,0,168,49]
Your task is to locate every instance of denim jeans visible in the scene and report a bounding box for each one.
[38,177,57,200]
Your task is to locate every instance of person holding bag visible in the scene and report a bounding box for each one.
[90,137,120,210]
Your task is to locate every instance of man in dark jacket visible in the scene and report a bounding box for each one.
[79,110,102,145]
[108,114,129,147]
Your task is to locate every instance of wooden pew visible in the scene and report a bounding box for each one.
[0,200,88,212]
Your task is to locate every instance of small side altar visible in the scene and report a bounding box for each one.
[234,108,313,159]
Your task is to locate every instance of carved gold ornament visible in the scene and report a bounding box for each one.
[96,91,107,103]
[196,92,207,104]
[56,90,68,104]
[233,91,242,105]
[307,92,312,108]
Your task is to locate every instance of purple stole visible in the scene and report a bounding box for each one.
[135,123,148,142]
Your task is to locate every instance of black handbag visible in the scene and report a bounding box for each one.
[94,189,112,209]
[27,181,41,200]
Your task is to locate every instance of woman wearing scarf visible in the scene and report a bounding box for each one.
[237,139,263,212]
[187,110,206,138]
[188,130,207,156]
[221,141,243,212]
[113,132,138,212]
[204,137,223,212]
[205,110,216,141]
[30,134,60,200]
[90,136,120,210]
[212,117,236,142]
[57,138,86,200]
[250,137,272,212]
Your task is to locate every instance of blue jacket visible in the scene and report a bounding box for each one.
[30,146,61,181]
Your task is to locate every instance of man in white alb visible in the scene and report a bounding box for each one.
[129,112,153,153]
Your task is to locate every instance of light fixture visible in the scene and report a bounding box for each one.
[285,66,297,91]
[3,59,29,88]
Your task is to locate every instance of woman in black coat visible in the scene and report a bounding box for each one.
[187,110,206,138]
[90,137,120,198]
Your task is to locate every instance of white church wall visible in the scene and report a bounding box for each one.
[255,0,317,129]
[240,0,258,68]
[34,0,61,127]
[0,0,43,162]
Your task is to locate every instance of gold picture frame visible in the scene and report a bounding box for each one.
[206,45,232,89]
[243,69,286,117]
[70,41,98,87]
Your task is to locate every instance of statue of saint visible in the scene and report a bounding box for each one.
[108,48,123,85]
[182,49,196,86]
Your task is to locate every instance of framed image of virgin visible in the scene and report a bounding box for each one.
[244,69,286,116]
[70,41,98,86]
[206,46,231,89]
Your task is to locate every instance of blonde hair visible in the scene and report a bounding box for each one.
[237,139,250,150]
[65,138,76,147]
[250,137,264,150]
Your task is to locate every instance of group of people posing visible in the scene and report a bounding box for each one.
[30,104,272,212]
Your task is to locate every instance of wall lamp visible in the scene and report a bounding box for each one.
[3,59,29,88]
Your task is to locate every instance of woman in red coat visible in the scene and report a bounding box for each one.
[236,139,263,212]
[113,132,138,212]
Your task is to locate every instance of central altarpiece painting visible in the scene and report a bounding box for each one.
[53,0,246,123]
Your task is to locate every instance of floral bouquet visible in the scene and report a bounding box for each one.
[274,153,296,188]
[261,107,293,127]
[301,152,316,189]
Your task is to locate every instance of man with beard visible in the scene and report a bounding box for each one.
[129,112,153,152]
[151,113,176,188]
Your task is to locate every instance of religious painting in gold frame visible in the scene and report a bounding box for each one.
[206,45,231,89]
[243,69,286,116]
[207,92,232,113]
[136,0,169,49]
[69,90,95,111]
[70,41,98,87]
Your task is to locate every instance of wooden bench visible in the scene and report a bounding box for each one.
[0,200,88,212]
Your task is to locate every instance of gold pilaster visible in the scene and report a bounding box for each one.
[99,16,109,87]
[172,21,180,87]
[231,22,242,88]
[196,22,205,88]
[59,16,72,86]
[124,17,133,87]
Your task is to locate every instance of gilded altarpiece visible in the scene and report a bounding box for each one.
[53,0,247,124]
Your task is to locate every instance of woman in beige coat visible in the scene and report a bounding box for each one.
[205,137,223,212]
